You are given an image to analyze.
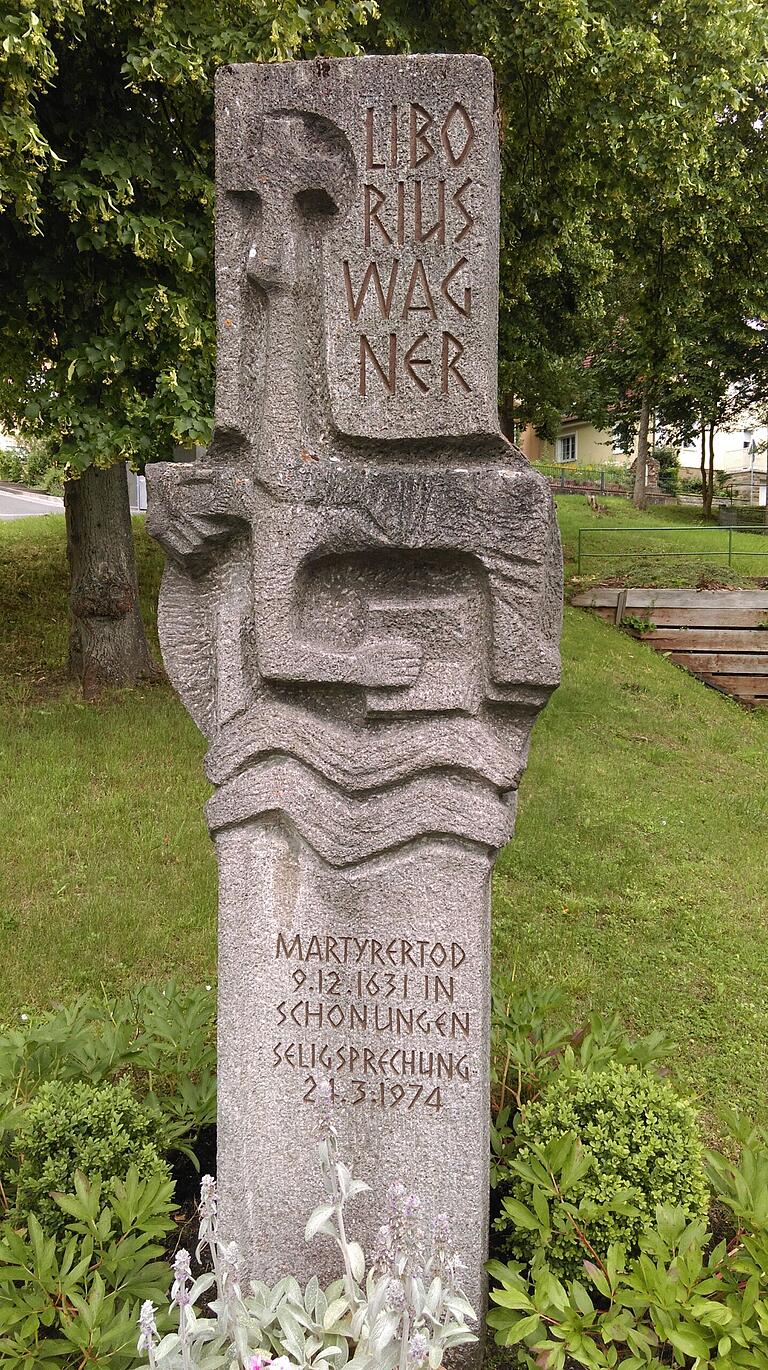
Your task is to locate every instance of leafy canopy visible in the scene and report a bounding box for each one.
[0,0,375,471]
[383,0,768,438]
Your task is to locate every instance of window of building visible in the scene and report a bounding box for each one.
[557,433,577,463]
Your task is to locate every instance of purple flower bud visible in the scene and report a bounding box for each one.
[403,1194,421,1220]
[386,1278,406,1312]
[387,1181,406,1212]
[199,1175,217,1215]
[408,1331,430,1364]
[171,1248,193,1308]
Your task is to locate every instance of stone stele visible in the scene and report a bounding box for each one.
[147,53,562,1326]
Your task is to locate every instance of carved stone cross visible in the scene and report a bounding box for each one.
[147,54,562,1321]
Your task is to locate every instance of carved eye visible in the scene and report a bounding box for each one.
[294,186,338,220]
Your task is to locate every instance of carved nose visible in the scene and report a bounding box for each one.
[246,214,297,290]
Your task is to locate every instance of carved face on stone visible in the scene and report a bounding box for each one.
[242,110,357,292]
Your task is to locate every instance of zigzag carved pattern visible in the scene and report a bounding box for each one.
[205,754,515,867]
[204,699,528,792]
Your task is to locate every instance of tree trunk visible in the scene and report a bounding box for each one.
[704,423,716,519]
[64,462,160,699]
[632,393,651,508]
[500,392,517,443]
[700,419,709,517]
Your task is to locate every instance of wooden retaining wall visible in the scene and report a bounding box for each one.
[571,587,768,707]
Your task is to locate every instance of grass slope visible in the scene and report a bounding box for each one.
[555,492,768,585]
[0,516,216,1005]
[1,508,767,1131]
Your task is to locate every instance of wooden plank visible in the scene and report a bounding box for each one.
[572,588,768,609]
[697,672,768,696]
[574,603,768,628]
[641,629,768,651]
[572,590,620,607]
[623,607,768,628]
[668,651,768,675]
[626,589,768,608]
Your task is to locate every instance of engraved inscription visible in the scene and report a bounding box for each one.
[365,102,476,170]
[345,101,479,399]
[271,931,474,1111]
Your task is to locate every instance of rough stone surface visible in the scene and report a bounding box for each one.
[147,53,562,1330]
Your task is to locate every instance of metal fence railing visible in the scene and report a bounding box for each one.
[576,524,768,575]
[534,463,634,492]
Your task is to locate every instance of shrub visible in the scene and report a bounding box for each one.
[0,1167,176,1369]
[496,1061,709,1278]
[490,986,670,1188]
[13,1077,170,1233]
[488,1120,768,1366]
[0,436,65,493]
[0,982,217,1203]
[654,444,680,495]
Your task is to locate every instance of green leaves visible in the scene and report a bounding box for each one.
[393,0,768,438]
[495,1061,709,1282]
[0,0,375,470]
[489,1121,768,1368]
[0,983,219,1365]
[502,1198,542,1232]
[0,1166,174,1368]
[12,1076,170,1234]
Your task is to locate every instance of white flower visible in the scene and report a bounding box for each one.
[171,1249,193,1308]
[137,1299,158,1353]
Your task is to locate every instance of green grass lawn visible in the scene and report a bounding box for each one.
[555,492,768,586]
[1,507,767,1135]
[0,515,216,1004]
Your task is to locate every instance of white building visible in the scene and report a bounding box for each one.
[520,416,768,505]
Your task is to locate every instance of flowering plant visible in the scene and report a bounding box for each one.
[137,1085,476,1370]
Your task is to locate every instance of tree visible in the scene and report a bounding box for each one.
[658,309,768,517]
[0,0,373,695]
[585,21,768,508]
[377,0,768,464]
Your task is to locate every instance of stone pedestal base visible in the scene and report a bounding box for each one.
[215,818,491,1316]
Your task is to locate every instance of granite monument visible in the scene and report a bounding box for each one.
[147,53,562,1319]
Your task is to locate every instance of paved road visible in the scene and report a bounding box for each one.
[0,484,64,520]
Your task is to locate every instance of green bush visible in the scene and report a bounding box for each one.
[0,1167,176,1369]
[497,1061,709,1278]
[490,986,670,1188]
[0,982,216,1188]
[488,1118,768,1366]
[0,437,65,493]
[654,444,680,495]
[13,1078,169,1233]
[0,985,216,1365]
